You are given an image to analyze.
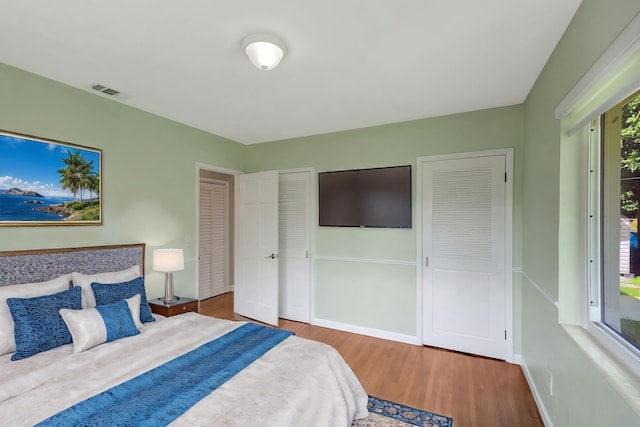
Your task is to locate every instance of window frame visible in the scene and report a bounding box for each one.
[554,8,640,390]
[587,111,640,378]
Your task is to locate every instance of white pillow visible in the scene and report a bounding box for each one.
[60,294,142,353]
[71,265,141,309]
[0,274,72,356]
[124,293,144,330]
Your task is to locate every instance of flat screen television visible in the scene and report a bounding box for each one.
[318,165,411,228]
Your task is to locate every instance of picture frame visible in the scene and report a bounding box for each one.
[0,129,102,226]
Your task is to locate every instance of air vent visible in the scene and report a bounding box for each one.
[90,83,121,97]
[101,88,120,96]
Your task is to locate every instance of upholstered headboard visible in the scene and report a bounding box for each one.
[0,244,145,287]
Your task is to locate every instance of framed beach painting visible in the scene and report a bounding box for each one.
[0,130,102,226]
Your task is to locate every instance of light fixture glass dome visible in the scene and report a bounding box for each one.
[242,34,287,71]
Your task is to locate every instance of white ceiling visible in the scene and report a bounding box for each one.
[0,0,582,145]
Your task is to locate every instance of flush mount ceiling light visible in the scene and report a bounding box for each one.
[242,33,287,71]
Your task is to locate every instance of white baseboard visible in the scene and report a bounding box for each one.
[520,356,554,427]
[311,317,421,345]
[513,353,523,365]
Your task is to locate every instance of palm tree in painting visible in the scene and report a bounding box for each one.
[85,173,100,201]
[57,150,95,202]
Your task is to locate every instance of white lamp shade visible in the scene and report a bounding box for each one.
[153,249,184,272]
[242,34,286,71]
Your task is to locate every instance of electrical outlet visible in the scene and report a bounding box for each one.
[546,370,554,396]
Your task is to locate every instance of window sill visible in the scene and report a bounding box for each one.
[562,324,640,415]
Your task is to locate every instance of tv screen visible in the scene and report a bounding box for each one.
[318,165,411,228]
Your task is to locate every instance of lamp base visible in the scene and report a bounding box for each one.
[164,272,177,305]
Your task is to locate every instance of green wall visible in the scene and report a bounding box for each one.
[0,62,246,299]
[522,0,640,424]
[245,106,524,338]
[5,3,637,421]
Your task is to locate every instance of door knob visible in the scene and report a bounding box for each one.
[265,253,276,259]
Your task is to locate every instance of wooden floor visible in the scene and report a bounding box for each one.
[199,293,543,427]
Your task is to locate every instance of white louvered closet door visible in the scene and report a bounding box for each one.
[199,180,229,300]
[278,171,311,323]
[422,155,507,360]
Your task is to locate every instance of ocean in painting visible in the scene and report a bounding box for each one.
[0,192,73,221]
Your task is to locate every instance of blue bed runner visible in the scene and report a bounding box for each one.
[37,323,293,427]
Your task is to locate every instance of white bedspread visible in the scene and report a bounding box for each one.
[0,313,369,426]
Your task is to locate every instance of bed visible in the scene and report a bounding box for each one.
[0,244,369,426]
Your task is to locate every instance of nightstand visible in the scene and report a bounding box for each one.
[148,297,199,317]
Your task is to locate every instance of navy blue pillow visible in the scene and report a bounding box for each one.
[91,277,155,323]
[7,286,82,361]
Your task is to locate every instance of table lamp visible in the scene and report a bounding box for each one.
[153,248,184,304]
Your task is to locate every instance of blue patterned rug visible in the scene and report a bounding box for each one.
[352,396,453,427]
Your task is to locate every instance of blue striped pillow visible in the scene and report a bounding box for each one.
[60,297,140,353]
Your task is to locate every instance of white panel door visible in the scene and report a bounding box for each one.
[199,180,229,300]
[278,171,311,323]
[234,171,279,326]
[422,155,507,360]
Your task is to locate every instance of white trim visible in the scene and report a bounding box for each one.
[315,255,416,266]
[195,162,243,176]
[415,155,424,350]
[417,148,514,163]
[584,322,640,379]
[555,11,640,135]
[417,149,515,363]
[308,169,319,325]
[512,353,523,366]
[311,317,421,345]
[563,324,640,416]
[194,163,242,299]
[521,356,555,427]
[517,270,559,309]
[278,167,315,175]
[505,149,514,363]
[587,120,602,321]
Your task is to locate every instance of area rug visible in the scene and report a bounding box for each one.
[352,396,453,427]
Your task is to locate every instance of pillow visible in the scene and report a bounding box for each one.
[60,296,141,353]
[7,286,82,361]
[91,277,155,324]
[123,293,144,330]
[71,265,141,309]
[0,274,72,356]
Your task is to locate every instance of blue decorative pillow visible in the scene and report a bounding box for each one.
[91,277,155,323]
[7,286,82,361]
[60,296,141,353]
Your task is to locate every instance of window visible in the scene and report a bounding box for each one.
[591,89,640,355]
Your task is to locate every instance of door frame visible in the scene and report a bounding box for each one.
[416,149,514,363]
[195,163,242,300]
